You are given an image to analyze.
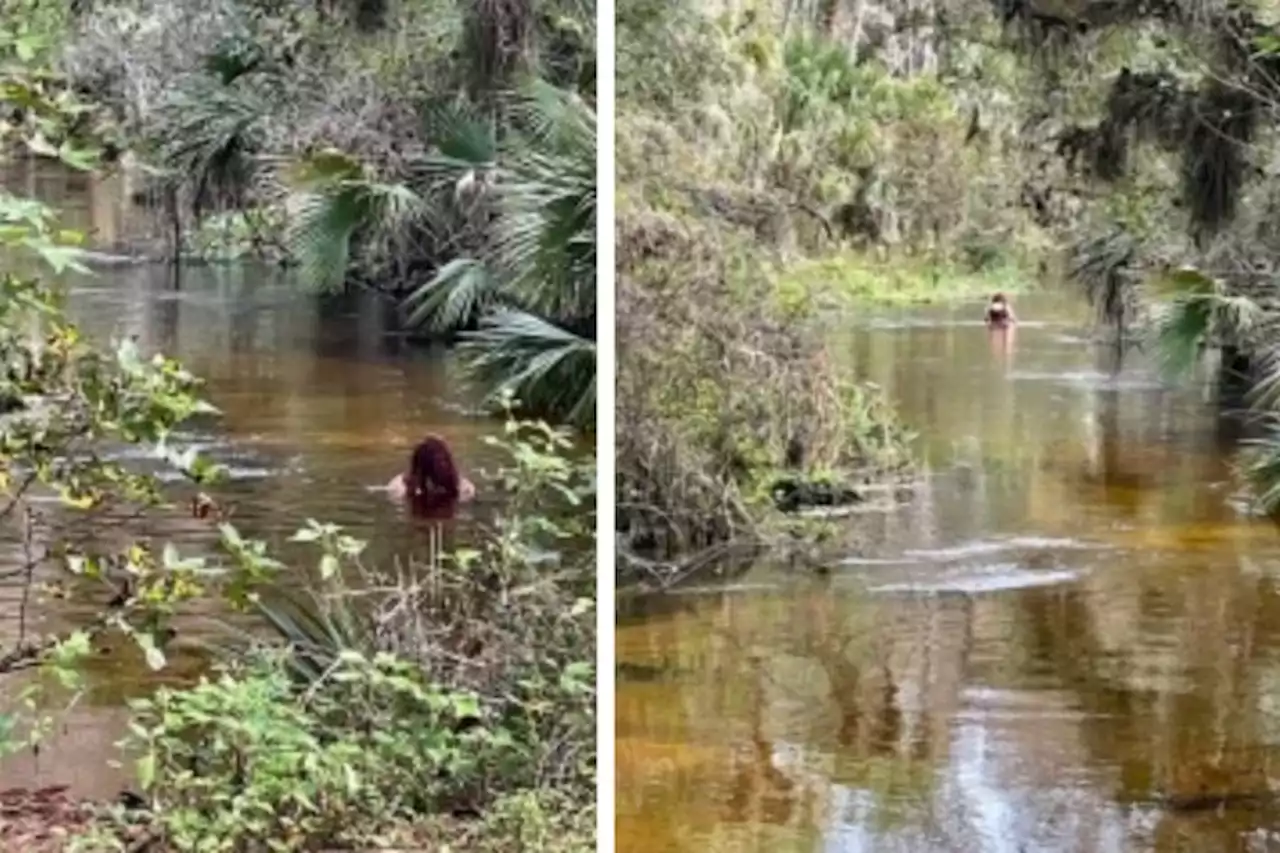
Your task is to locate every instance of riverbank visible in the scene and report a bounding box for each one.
[617,205,921,586]
[4,0,598,429]
[615,206,1046,585]
[55,0,595,294]
[1,786,595,853]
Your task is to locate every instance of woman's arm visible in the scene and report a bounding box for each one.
[387,473,408,499]
[459,476,476,503]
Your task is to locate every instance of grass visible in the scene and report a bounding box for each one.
[771,251,1033,312]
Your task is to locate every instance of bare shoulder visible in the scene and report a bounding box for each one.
[387,473,407,499]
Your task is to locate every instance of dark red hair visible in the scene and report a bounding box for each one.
[405,435,461,518]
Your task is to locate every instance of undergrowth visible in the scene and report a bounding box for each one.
[68,416,597,852]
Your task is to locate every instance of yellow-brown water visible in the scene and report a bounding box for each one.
[617,295,1280,852]
[0,166,506,797]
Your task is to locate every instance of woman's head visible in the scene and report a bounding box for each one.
[406,434,460,515]
[991,292,1007,305]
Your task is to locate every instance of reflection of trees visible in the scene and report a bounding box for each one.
[616,590,972,848]
[619,550,1280,851]
[1003,568,1280,848]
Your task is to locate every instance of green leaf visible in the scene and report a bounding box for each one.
[51,630,91,668]
[289,526,322,543]
[57,141,100,172]
[29,242,90,275]
[450,693,481,719]
[136,752,156,790]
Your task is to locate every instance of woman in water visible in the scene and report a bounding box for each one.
[984,292,1018,328]
[387,435,476,518]
[984,292,1017,364]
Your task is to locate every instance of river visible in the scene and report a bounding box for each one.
[616,293,1280,852]
[0,163,506,798]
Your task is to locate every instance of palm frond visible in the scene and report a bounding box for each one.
[1245,338,1280,410]
[1068,229,1137,329]
[506,78,595,152]
[285,150,426,293]
[286,187,371,293]
[1242,414,1280,515]
[1151,295,1212,380]
[484,85,596,324]
[1217,294,1264,341]
[422,100,498,165]
[396,80,596,428]
[461,308,596,427]
[402,258,497,330]
[1148,265,1265,381]
[153,78,265,212]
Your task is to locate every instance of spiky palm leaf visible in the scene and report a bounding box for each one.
[402,258,497,330]
[1151,295,1212,380]
[1243,332,1280,410]
[285,149,427,293]
[254,590,375,686]
[402,80,596,427]
[422,100,498,164]
[1242,412,1280,514]
[153,78,265,214]
[409,100,498,206]
[1148,266,1263,381]
[461,308,596,427]
[1069,229,1138,330]
[488,126,596,320]
[406,81,594,324]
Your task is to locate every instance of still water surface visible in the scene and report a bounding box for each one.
[0,244,503,793]
[617,294,1280,852]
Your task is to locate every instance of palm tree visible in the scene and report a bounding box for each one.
[1146,265,1280,513]
[286,80,596,429]
[1147,266,1265,388]
[403,80,596,428]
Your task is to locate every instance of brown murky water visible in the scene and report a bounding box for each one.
[0,164,506,796]
[617,294,1280,852]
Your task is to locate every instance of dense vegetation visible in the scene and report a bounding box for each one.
[22,0,598,427]
[617,0,1280,576]
[615,0,1037,579]
[0,7,595,851]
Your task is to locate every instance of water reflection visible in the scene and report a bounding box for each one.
[617,295,1280,852]
[987,324,1015,368]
